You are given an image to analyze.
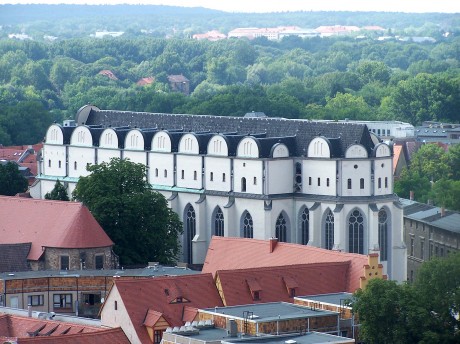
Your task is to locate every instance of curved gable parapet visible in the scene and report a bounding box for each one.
[374,143,391,157]
[124,129,145,151]
[70,125,94,147]
[207,135,229,156]
[271,143,289,158]
[45,124,66,145]
[237,137,260,158]
[178,133,200,154]
[307,137,331,158]
[345,144,368,158]
[100,128,120,149]
[75,104,100,126]
[152,131,173,152]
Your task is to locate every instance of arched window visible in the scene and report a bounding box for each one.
[185,205,196,264]
[214,207,224,237]
[275,213,287,242]
[241,211,253,238]
[325,210,334,250]
[241,177,247,192]
[379,209,388,261]
[300,207,309,245]
[349,209,364,254]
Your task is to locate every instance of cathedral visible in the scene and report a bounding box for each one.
[35,105,407,281]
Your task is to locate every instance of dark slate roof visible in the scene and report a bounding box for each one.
[59,125,75,145]
[81,108,375,157]
[0,243,31,273]
[400,198,460,234]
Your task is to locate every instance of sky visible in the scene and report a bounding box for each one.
[2,0,460,13]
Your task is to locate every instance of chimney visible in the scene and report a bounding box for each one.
[269,237,278,253]
[409,190,414,201]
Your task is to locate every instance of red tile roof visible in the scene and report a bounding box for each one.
[202,237,369,292]
[217,263,350,305]
[392,144,403,175]
[108,274,223,343]
[0,196,113,261]
[0,314,129,343]
[136,77,155,86]
[0,144,42,181]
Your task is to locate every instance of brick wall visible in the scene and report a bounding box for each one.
[43,247,116,270]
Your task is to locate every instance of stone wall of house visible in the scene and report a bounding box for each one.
[43,246,117,270]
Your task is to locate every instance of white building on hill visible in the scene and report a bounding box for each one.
[34,105,407,281]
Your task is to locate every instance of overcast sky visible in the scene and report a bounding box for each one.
[2,0,459,13]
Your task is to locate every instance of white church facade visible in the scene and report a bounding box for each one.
[34,105,407,281]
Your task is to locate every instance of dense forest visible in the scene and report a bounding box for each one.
[0,5,459,145]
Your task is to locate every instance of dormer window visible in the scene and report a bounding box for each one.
[253,291,260,301]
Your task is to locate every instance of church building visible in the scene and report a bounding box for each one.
[34,105,406,281]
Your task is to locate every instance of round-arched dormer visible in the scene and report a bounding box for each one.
[374,143,391,157]
[99,128,119,149]
[151,131,173,152]
[345,144,368,158]
[237,137,260,158]
[75,104,100,126]
[271,143,289,158]
[207,135,229,156]
[124,129,145,151]
[70,125,93,147]
[45,124,65,145]
[178,133,200,154]
[307,137,331,158]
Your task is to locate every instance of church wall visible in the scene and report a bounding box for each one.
[176,154,203,189]
[339,160,372,197]
[204,156,232,192]
[97,147,121,164]
[122,150,147,166]
[42,144,67,177]
[265,159,294,194]
[68,146,95,177]
[303,159,336,196]
[233,159,263,194]
[149,152,175,186]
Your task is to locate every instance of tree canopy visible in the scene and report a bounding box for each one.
[44,179,70,201]
[72,158,183,265]
[0,161,28,196]
[352,252,460,344]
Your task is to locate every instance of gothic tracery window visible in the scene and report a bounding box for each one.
[325,210,334,250]
[241,211,253,238]
[379,209,388,261]
[349,209,364,254]
[214,207,224,237]
[300,207,309,245]
[275,213,287,242]
[185,205,196,264]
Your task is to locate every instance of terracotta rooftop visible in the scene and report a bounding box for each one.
[0,144,43,182]
[392,144,403,175]
[0,196,113,261]
[136,77,155,86]
[216,262,350,306]
[0,314,129,343]
[108,273,223,343]
[202,237,369,292]
[167,74,189,83]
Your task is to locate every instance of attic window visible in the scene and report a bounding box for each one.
[253,291,260,301]
[170,296,190,304]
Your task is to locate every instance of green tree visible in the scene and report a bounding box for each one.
[413,252,460,343]
[429,178,460,211]
[446,144,460,180]
[44,179,70,201]
[410,144,449,182]
[0,161,28,196]
[394,168,431,203]
[351,279,426,344]
[72,158,182,265]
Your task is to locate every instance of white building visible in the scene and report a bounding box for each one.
[34,105,407,282]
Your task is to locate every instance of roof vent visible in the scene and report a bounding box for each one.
[285,340,297,344]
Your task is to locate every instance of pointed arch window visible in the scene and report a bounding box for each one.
[185,205,196,264]
[214,207,224,237]
[241,177,247,192]
[241,211,253,238]
[300,207,309,245]
[379,209,388,261]
[275,213,287,242]
[349,209,364,254]
[325,210,334,250]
